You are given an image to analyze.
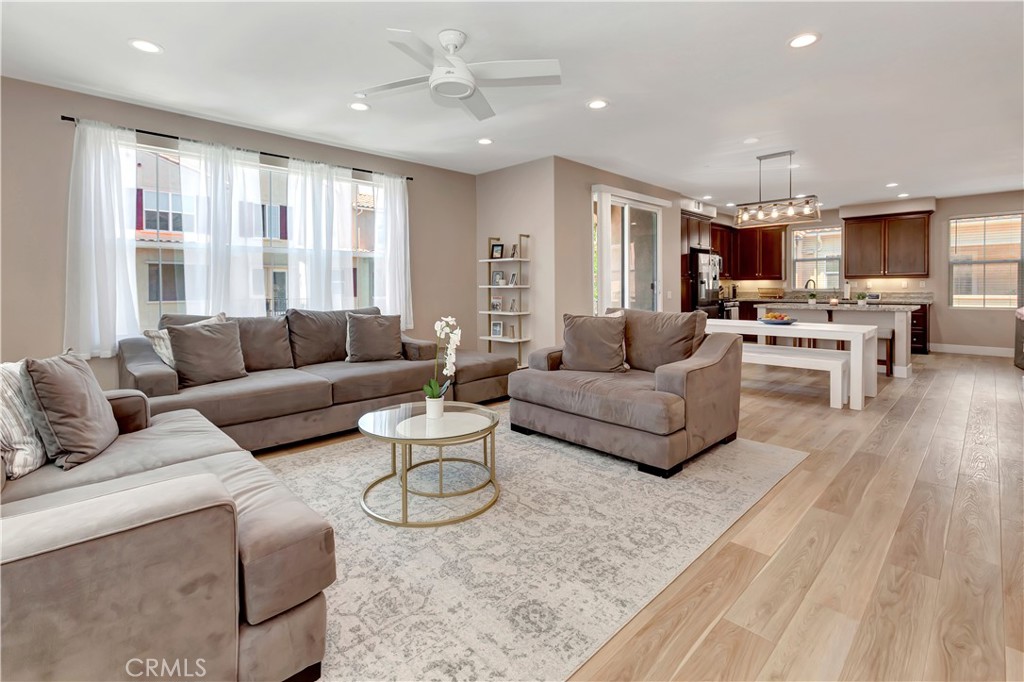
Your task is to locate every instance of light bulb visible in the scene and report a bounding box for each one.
[787,204,796,216]
[803,204,812,215]
[756,208,765,220]
[741,210,750,221]
[770,206,779,219]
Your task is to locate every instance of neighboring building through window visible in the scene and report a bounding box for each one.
[792,226,842,289]
[949,213,1023,308]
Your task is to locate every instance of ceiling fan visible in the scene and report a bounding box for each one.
[354,28,562,120]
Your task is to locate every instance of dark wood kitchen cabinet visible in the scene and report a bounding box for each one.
[844,213,930,278]
[682,214,712,252]
[734,226,785,280]
[711,225,735,278]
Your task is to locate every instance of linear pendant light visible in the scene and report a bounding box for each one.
[734,150,820,228]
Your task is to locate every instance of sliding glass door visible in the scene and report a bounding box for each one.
[593,191,661,313]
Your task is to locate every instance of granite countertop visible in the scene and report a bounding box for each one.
[754,302,921,312]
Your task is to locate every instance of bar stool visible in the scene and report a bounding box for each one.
[877,328,894,377]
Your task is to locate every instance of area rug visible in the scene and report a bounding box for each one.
[262,405,807,681]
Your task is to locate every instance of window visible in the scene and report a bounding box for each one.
[147,263,186,302]
[792,226,842,289]
[592,186,666,314]
[949,214,1023,309]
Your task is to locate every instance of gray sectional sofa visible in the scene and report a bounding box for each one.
[1,390,334,682]
[509,309,743,477]
[118,307,518,451]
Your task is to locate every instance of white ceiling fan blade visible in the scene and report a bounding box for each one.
[460,89,495,120]
[469,59,562,87]
[357,75,430,97]
[386,28,450,69]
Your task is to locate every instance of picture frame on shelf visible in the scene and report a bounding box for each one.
[508,272,518,286]
[491,270,505,286]
[509,298,518,312]
[490,243,504,259]
[509,244,519,259]
[490,321,503,337]
[490,296,502,312]
[507,324,516,338]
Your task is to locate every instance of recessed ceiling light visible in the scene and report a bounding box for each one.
[789,33,819,49]
[897,193,909,198]
[795,194,807,198]
[130,39,163,54]
[726,203,736,207]
[788,164,800,169]
[817,201,824,206]
[743,137,759,144]
[477,138,493,145]
[886,182,899,188]
[702,195,713,200]
[349,102,370,111]
[587,99,608,110]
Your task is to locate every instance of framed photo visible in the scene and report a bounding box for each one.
[509,298,518,312]
[490,321,503,337]
[509,244,519,259]
[490,296,502,311]
[491,270,505,286]
[508,272,518,286]
[507,324,516,338]
[490,243,504,259]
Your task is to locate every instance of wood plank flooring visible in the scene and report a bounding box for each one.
[569,353,1023,681]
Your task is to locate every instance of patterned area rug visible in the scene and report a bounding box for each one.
[262,405,806,681]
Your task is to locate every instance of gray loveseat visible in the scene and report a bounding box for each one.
[509,309,743,477]
[1,390,335,681]
[118,307,517,451]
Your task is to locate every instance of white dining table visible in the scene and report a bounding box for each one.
[707,319,879,410]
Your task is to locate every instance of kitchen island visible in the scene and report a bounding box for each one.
[754,302,920,378]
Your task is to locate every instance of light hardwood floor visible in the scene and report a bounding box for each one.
[569,353,1023,682]
[265,352,1022,681]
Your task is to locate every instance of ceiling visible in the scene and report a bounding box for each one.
[3,2,1022,210]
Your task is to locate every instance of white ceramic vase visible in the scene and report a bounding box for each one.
[858,299,868,306]
[425,396,444,420]
[808,299,817,305]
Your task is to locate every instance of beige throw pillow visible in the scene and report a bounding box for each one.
[19,354,119,470]
[144,312,227,368]
[346,314,403,363]
[0,361,48,478]
[560,313,628,372]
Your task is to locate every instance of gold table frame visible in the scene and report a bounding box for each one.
[358,405,500,528]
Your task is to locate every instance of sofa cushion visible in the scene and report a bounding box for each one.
[20,354,119,470]
[610,309,708,372]
[286,307,380,367]
[150,369,332,427]
[508,368,686,436]
[1,449,336,627]
[346,313,403,362]
[168,321,248,388]
[148,312,227,367]
[561,313,627,372]
[454,351,519,384]
[0,409,242,504]
[298,360,435,405]
[233,316,294,371]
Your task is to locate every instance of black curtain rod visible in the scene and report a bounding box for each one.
[60,115,413,181]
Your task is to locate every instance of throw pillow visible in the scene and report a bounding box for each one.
[560,313,628,372]
[346,313,403,362]
[286,306,380,367]
[144,312,227,368]
[607,308,708,372]
[167,321,248,389]
[232,316,294,371]
[0,361,48,479]
[19,354,119,470]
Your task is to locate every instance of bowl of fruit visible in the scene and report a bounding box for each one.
[759,312,797,325]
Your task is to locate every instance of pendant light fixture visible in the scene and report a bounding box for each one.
[734,150,821,228]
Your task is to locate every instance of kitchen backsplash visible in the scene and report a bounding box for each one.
[732,288,935,303]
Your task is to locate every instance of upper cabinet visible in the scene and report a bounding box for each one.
[734,226,785,280]
[711,225,735,279]
[681,214,712,252]
[844,212,930,278]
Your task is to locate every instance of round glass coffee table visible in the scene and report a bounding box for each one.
[357,401,500,527]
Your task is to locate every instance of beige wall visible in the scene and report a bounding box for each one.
[475,158,555,362]
[0,78,478,387]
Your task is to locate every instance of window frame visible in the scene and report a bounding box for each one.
[790,224,843,291]
[948,212,1023,310]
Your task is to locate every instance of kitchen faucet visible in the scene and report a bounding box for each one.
[804,278,816,290]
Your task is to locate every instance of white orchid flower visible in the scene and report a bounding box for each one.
[434,320,444,335]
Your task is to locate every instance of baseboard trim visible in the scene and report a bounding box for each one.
[931,343,1014,358]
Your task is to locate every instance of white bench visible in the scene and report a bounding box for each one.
[742,344,850,409]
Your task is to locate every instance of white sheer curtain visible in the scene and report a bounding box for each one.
[63,120,139,358]
[179,141,266,316]
[286,159,355,310]
[372,173,413,329]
